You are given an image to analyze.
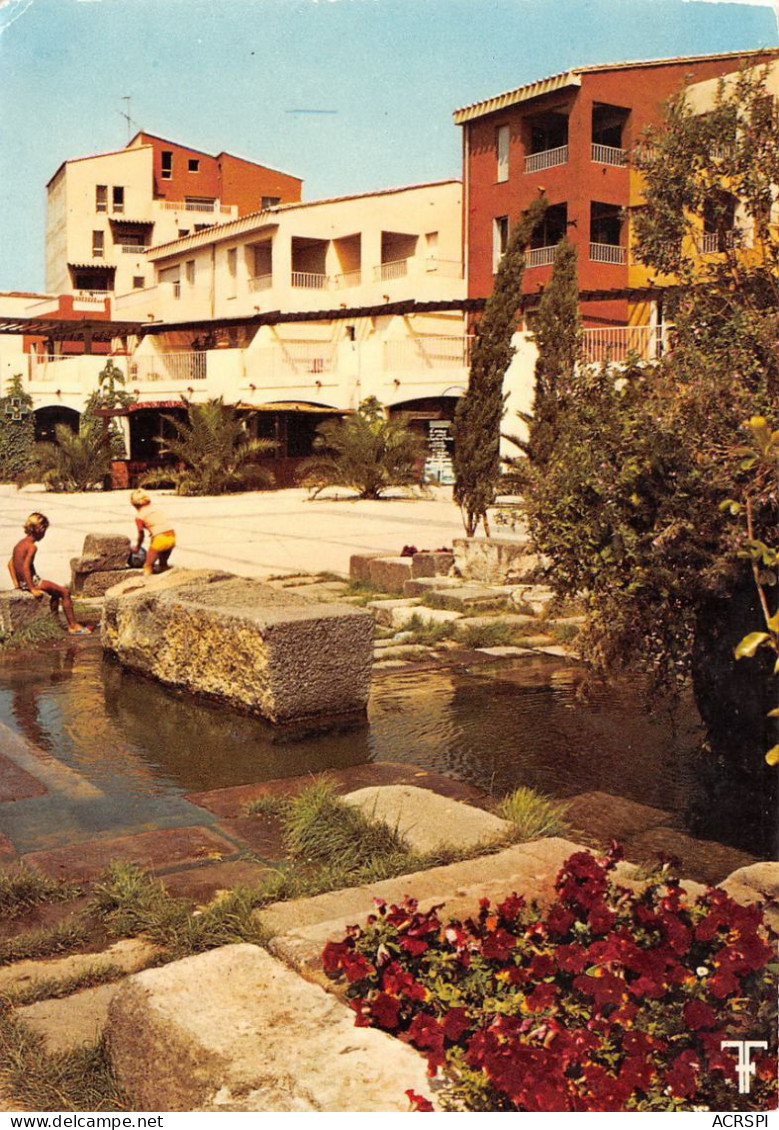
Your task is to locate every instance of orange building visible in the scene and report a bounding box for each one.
[454,48,779,329]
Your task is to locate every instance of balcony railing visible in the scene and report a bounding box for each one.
[701,230,735,254]
[73,290,111,302]
[156,200,234,214]
[291,271,328,289]
[253,342,337,382]
[333,269,362,288]
[424,258,462,278]
[119,244,149,254]
[581,324,671,364]
[249,273,273,291]
[591,143,627,166]
[590,242,627,265]
[524,145,568,173]
[526,245,558,268]
[130,352,207,383]
[374,259,409,282]
[384,335,473,372]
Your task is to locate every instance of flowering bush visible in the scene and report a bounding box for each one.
[322,847,777,1112]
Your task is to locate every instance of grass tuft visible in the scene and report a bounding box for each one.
[2,964,126,1008]
[243,794,290,818]
[0,869,81,919]
[496,786,570,841]
[402,614,457,646]
[0,617,64,651]
[456,621,516,649]
[0,917,92,967]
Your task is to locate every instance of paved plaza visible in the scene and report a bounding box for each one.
[0,483,465,584]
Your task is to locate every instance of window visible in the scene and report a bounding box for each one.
[92,230,105,258]
[496,125,510,182]
[133,276,145,289]
[178,228,191,238]
[227,247,237,297]
[188,158,200,173]
[185,259,196,285]
[194,223,213,232]
[95,185,107,213]
[161,151,173,180]
[112,186,124,213]
[261,195,280,209]
[492,216,509,273]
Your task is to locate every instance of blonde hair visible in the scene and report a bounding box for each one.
[130,489,150,508]
[24,512,49,537]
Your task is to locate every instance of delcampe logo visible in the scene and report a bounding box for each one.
[720,1040,769,1095]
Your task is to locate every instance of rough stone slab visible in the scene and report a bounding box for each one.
[0,938,156,997]
[349,553,385,584]
[510,586,557,617]
[390,605,462,630]
[0,753,47,803]
[284,581,349,600]
[627,828,758,887]
[18,983,123,1054]
[101,568,374,724]
[24,825,238,882]
[373,644,435,661]
[0,590,50,637]
[81,534,133,571]
[719,863,779,931]
[342,785,512,854]
[424,584,511,612]
[367,596,420,627]
[565,791,676,844]
[262,839,585,980]
[107,944,435,1112]
[367,556,413,594]
[72,566,142,597]
[453,537,541,584]
[403,576,461,596]
[476,646,535,657]
[410,551,454,579]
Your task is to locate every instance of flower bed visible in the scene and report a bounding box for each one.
[322,846,777,1112]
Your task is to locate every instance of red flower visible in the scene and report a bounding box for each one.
[481,926,519,961]
[545,904,575,935]
[666,1049,701,1099]
[525,982,559,1012]
[529,952,556,979]
[683,999,717,1030]
[573,971,626,1007]
[555,943,588,973]
[403,1013,447,1072]
[370,991,401,1030]
[442,1007,471,1043]
[587,901,616,935]
[382,961,428,1002]
[405,1089,434,1112]
[497,892,526,923]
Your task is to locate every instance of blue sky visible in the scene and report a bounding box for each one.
[0,0,777,291]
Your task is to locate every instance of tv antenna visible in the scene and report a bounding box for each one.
[119,96,137,142]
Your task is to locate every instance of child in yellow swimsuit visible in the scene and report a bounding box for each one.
[130,490,176,576]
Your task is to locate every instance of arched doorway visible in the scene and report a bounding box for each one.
[34,406,79,444]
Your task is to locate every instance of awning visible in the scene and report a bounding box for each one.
[108,217,154,226]
[67,263,115,271]
[0,316,143,340]
[236,401,346,413]
[128,400,188,411]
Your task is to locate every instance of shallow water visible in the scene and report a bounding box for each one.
[0,643,772,856]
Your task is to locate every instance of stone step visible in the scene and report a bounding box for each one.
[16,982,126,1054]
[403,576,462,597]
[0,938,156,997]
[453,612,538,636]
[367,556,413,594]
[366,596,420,627]
[423,584,512,612]
[107,945,435,1111]
[390,605,462,630]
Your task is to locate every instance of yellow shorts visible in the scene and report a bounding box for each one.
[150,533,176,553]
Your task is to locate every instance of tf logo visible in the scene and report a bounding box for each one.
[720,1040,769,1095]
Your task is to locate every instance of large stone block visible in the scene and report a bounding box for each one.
[349,553,384,584]
[101,569,374,725]
[75,567,143,597]
[0,590,50,636]
[107,944,435,1111]
[411,551,454,578]
[367,556,413,594]
[453,537,543,584]
[81,534,133,572]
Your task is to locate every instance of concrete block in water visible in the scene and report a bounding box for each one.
[0,590,50,636]
[101,569,373,725]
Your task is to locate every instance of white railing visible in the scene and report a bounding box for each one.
[249,273,273,291]
[333,269,362,288]
[701,230,735,254]
[156,200,235,215]
[524,145,568,173]
[73,290,110,302]
[374,259,409,282]
[253,342,336,380]
[581,324,671,364]
[384,335,473,372]
[119,244,149,254]
[291,271,328,289]
[591,143,627,166]
[130,352,207,383]
[590,242,626,264]
[526,245,558,268]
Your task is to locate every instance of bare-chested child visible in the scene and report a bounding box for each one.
[8,513,91,634]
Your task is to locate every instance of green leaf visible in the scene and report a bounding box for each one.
[734,632,770,659]
[765,745,779,767]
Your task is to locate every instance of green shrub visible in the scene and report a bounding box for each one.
[496,786,569,840]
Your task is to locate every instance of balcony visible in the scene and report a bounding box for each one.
[590,242,626,265]
[249,273,273,292]
[383,335,473,374]
[581,324,670,364]
[424,258,462,278]
[118,244,149,254]
[374,259,409,282]
[526,245,558,269]
[524,145,568,173]
[701,230,735,254]
[251,342,337,387]
[156,200,235,215]
[333,269,362,289]
[130,352,208,383]
[73,290,111,302]
[291,271,328,290]
[591,143,627,166]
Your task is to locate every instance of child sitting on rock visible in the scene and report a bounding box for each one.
[8,513,91,634]
[130,490,176,576]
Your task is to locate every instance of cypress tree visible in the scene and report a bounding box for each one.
[453,198,546,536]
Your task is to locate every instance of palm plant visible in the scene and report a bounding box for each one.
[299,397,425,499]
[20,424,111,492]
[139,398,277,495]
